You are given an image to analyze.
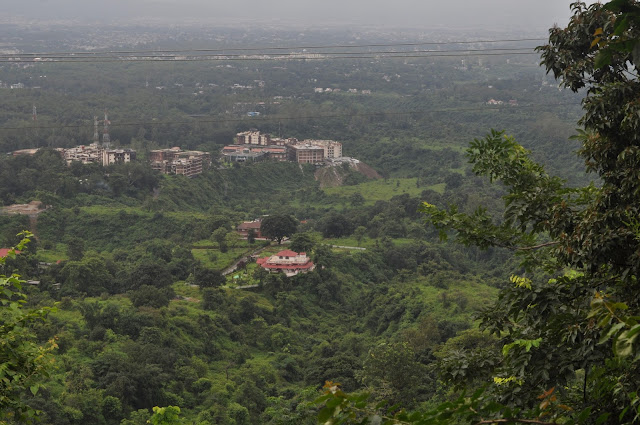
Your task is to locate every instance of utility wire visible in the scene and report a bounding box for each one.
[0,51,540,63]
[2,37,547,57]
[0,102,581,132]
[0,47,536,60]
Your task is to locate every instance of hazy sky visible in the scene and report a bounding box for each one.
[5,0,596,30]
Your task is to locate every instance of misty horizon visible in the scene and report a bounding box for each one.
[2,0,596,31]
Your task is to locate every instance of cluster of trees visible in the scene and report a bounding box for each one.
[318,1,640,424]
[0,150,159,206]
[0,227,502,425]
[0,146,518,424]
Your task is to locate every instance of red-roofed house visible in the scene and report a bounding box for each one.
[256,250,315,277]
[0,249,20,258]
[237,220,264,239]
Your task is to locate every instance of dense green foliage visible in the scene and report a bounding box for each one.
[0,155,514,424]
[318,2,640,424]
[0,234,56,424]
[260,215,298,245]
[0,15,601,425]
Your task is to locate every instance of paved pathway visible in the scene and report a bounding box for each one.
[330,245,366,251]
[221,245,271,276]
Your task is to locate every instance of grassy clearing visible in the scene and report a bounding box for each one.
[79,205,150,216]
[172,281,201,299]
[324,178,445,202]
[192,246,251,271]
[412,273,499,323]
[37,243,68,262]
[80,205,208,221]
[321,236,416,249]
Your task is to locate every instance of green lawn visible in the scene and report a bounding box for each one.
[323,178,445,202]
[192,246,252,271]
[321,236,417,250]
[413,273,499,323]
[80,205,207,220]
[37,243,68,263]
[79,205,150,216]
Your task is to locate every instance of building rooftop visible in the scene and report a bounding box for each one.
[275,250,299,257]
[0,248,20,258]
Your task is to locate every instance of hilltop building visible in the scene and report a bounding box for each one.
[299,139,342,158]
[270,137,298,146]
[226,131,343,164]
[150,147,211,177]
[63,144,136,166]
[288,144,325,164]
[221,145,288,162]
[64,144,103,165]
[102,148,136,166]
[236,131,271,146]
[256,250,315,277]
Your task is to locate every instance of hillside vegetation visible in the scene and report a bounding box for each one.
[0,27,593,425]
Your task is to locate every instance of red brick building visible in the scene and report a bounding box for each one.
[237,220,264,239]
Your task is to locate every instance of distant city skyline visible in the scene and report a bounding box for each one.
[4,0,600,31]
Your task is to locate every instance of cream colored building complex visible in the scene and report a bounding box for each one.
[300,139,342,158]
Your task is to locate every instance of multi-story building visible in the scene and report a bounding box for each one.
[173,157,203,177]
[236,131,271,146]
[63,144,137,166]
[270,137,298,146]
[300,139,342,158]
[221,145,288,162]
[102,148,136,166]
[64,144,103,165]
[149,147,181,163]
[288,144,325,164]
[228,132,342,164]
[149,147,211,177]
[262,146,289,161]
[221,146,266,162]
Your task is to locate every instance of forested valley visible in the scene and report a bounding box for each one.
[3,3,640,424]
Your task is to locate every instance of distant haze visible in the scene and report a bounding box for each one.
[5,0,597,30]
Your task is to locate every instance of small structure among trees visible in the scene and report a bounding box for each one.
[236,220,264,240]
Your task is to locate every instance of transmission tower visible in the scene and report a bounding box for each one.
[102,110,111,148]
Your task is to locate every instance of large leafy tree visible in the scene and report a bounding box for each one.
[318,1,640,424]
[260,214,298,244]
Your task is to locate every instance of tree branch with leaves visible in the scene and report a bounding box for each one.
[0,232,57,424]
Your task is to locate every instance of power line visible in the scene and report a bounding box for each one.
[2,37,547,57]
[0,47,536,60]
[0,102,581,132]
[0,51,540,63]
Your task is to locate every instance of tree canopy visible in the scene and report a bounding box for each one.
[260,215,298,244]
[318,1,640,424]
